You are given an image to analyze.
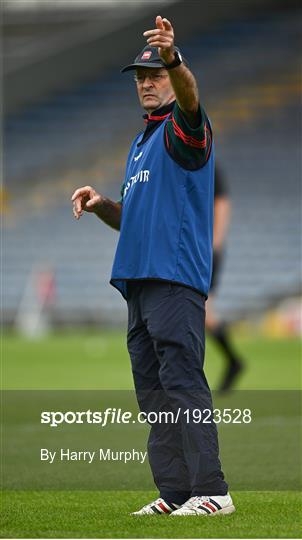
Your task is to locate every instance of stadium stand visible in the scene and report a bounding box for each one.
[3,0,179,113]
[3,8,301,326]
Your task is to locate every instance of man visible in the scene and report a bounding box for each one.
[208,166,244,392]
[72,16,235,516]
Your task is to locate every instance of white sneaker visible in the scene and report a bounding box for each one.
[170,493,235,516]
[131,497,180,515]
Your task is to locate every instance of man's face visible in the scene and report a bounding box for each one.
[135,67,175,113]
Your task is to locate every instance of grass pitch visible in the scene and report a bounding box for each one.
[2,330,300,390]
[1,490,301,538]
[2,331,301,537]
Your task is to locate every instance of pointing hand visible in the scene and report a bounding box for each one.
[143,15,175,65]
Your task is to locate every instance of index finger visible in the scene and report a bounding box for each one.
[71,186,92,201]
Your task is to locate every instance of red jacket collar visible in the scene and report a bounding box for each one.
[143,101,175,124]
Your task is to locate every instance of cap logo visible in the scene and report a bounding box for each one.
[141,51,152,60]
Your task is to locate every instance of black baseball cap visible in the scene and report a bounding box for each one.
[121,45,184,73]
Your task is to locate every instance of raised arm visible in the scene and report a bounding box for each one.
[71,186,121,231]
[144,15,200,127]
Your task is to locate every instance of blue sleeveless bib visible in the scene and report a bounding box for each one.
[110,117,214,300]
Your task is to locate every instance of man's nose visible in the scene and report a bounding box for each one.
[142,77,154,88]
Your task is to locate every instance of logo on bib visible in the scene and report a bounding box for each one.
[134,151,143,162]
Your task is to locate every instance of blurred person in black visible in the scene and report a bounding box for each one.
[207,165,244,392]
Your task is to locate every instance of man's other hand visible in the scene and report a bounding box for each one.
[71,185,103,219]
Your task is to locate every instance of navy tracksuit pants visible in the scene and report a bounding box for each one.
[127,280,227,504]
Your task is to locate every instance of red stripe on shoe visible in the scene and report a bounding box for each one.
[202,501,217,513]
[162,500,175,512]
[158,501,171,513]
